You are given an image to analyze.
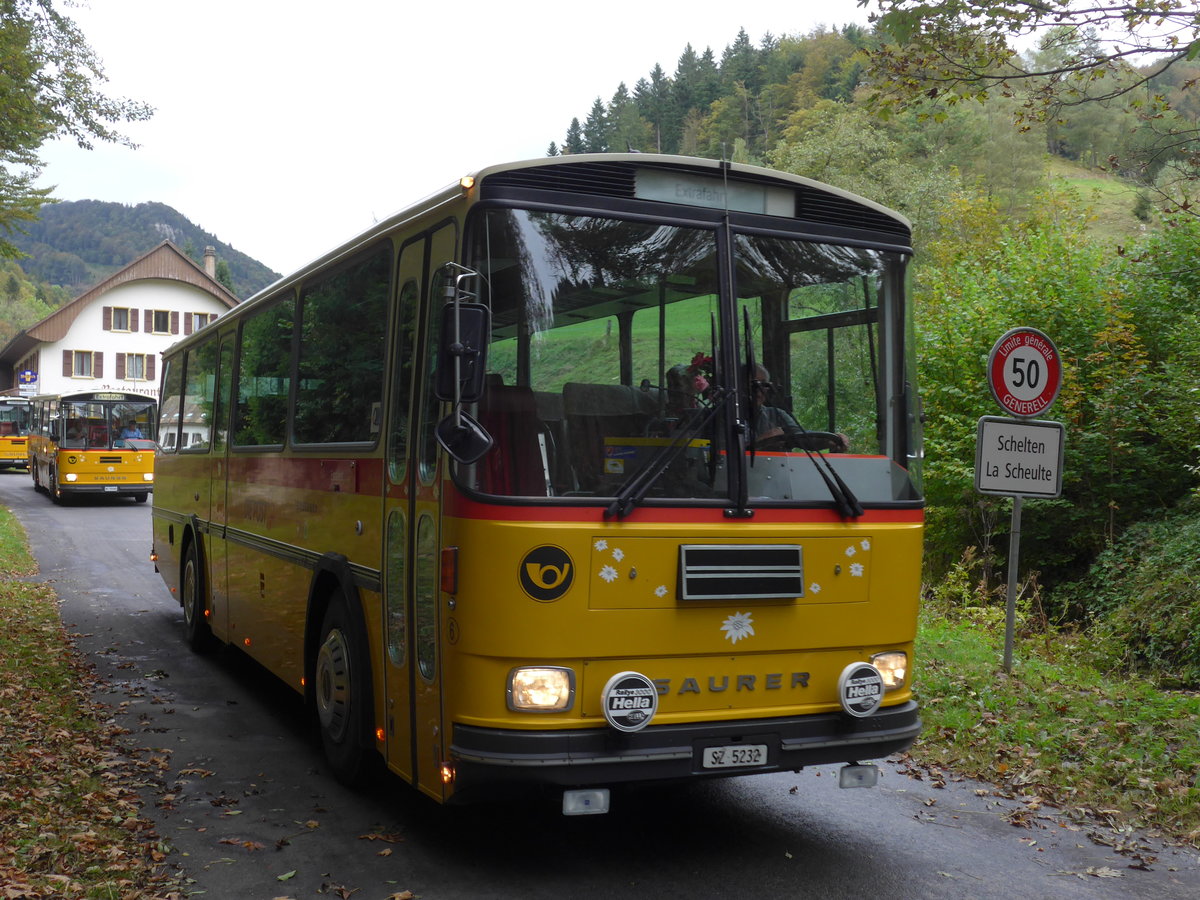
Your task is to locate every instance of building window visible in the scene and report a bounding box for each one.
[112,307,131,331]
[73,351,93,377]
[127,354,146,380]
[190,312,212,332]
[152,310,171,334]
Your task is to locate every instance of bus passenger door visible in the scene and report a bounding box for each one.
[382,223,455,801]
[206,335,234,638]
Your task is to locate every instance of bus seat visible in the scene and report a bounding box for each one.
[562,383,656,492]
[477,380,550,496]
[533,390,571,492]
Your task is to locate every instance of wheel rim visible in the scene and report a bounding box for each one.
[182,556,198,626]
[315,628,351,742]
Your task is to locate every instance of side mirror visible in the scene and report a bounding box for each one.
[435,410,494,464]
[434,301,490,403]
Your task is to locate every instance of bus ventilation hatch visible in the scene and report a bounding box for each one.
[678,544,804,601]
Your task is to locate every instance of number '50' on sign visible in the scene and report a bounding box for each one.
[986,327,1062,419]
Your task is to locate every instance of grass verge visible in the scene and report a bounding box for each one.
[909,597,1200,846]
[0,505,180,899]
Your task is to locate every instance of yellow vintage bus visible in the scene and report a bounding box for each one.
[151,154,924,814]
[0,396,32,470]
[28,390,157,503]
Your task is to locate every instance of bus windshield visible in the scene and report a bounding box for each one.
[59,399,157,449]
[0,401,31,436]
[462,208,917,507]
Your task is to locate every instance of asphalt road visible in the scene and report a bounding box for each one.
[4,468,1199,899]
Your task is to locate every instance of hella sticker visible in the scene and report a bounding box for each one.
[601,671,659,733]
[838,662,884,718]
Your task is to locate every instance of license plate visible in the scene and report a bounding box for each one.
[701,743,768,769]
[104,486,117,492]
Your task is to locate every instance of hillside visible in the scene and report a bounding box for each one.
[10,200,280,299]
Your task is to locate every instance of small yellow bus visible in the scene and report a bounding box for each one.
[0,396,32,470]
[28,390,157,503]
[151,154,924,814]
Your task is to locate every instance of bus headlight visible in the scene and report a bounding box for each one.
[143,473,154,481]
[507,666,574,712]
[65,473,78,482]
[871,651,908,691]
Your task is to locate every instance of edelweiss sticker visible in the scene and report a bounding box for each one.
[720,611,755,644]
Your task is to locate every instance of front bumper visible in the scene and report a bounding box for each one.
[449,701,919,796]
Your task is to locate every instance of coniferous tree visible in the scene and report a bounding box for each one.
[720,28,761,94]
[583,97,609,152]
[547,141,560,156]
[636,63,678,152]
[563,118,585,154]
[608,82,650,152]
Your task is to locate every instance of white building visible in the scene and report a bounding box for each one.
[0,241,239,399]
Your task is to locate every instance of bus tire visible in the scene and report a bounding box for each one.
[134,492,149,503]
[314,597,370,785]
[181,543,213,651]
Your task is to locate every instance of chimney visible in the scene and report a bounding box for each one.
[203,246,217,278]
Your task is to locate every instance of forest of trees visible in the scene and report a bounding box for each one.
[548,16,1200,683]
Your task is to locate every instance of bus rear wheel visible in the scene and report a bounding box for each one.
[315,598,369,785]
[181,544,213,651]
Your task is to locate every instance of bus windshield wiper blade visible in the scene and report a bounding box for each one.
[780,426,863,518]
[604,389,728,520]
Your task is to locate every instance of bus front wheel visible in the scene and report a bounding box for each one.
[181,544,213,651]
[315,598,369,785]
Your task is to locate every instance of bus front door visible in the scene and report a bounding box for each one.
[383,222,455,801]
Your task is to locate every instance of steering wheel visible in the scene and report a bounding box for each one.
[753,430,846,452]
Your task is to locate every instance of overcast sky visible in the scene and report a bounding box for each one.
[36,1,873,278]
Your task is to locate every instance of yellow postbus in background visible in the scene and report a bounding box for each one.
[151,154,924,814]
[28,390,157,503]
[0,396,32,470]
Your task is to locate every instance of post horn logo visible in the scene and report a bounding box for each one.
[519,545,574,602]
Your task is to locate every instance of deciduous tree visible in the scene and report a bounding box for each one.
[0,0,153,257]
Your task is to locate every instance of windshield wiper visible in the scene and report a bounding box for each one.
[604,388,729,520]
[776,425,864,518]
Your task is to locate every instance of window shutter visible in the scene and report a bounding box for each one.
[171,311,179,334]
[103,307,112,330]
[116,353,126,379]
[147,355,156,382]
[144,309,152,332]
[184,315,193,336]
[62,350,72,377]
[131,310,139,333]
[94,352,103,379]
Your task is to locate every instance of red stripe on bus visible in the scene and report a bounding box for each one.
[443,490,923,524]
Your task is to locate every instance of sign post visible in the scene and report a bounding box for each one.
[978,328,1065,673]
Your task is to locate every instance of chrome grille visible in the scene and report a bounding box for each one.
[678,544,804,601]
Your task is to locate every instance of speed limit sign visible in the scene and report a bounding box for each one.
[987,327,1062,418]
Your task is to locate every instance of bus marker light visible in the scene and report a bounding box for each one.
[440,762,455,784]
[459,176,475,191]
[563,788,609,816]
[243,637,251,647]
[375,727,385,742]
[440,546,458,594]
